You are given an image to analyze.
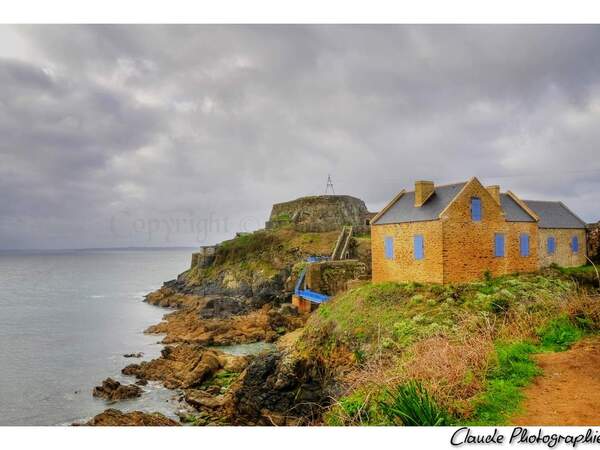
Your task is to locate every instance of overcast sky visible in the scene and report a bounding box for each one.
[1,25,599,249]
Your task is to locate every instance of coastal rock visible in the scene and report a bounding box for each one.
[122,344,248,390]
[145,286,204,308]
[185,389,228,410]
[198,296,251,319]
[92,378,143,401]
[229,350,330,425]
[84,408,179,426]
[145,303,306,346]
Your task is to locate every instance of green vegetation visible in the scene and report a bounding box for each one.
[379,381,453,426]
[306,273,573,351]
[201,369,240,392]
[272,213,292,222]
[300,270,598,426]
[537,316,583,351]
[552,264,600,288]
[184,228,345,286]
[468,342,539,425]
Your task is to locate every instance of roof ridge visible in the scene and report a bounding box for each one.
[522,199,562,203]
[403,180,466,194]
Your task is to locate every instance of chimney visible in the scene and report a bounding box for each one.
[486,185,500,205]
[414,180,435,207]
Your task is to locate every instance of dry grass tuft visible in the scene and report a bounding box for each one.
[565,292,600,332]
[398,331,495,415]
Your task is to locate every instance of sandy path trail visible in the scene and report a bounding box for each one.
[511,337,600,426]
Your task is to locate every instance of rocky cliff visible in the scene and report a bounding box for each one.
[266,195,374,233]
[91,194,374,426]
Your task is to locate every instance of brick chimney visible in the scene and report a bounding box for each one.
[414,180,435,207]
[486,185,500,205]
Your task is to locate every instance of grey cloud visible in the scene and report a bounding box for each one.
[0,25,599,249]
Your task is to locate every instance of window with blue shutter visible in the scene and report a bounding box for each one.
[520,233,530,257]
[571,236,579,253]
[494,233,505,257]
[384,236,394,260]
[471,197,482,221]
[547,237,556,255]
[414,235,424,260]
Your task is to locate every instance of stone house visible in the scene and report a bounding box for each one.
[523,200,588,268]
[371,177,587,284]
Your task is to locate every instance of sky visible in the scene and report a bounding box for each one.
[1,25,599,249]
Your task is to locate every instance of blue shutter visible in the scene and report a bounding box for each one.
[520,234,530,257]
[572,236,579,253]
[547,237,556,254]
[384,236,394,260]
[494,233,505,257]
[414,235,424,260]
[471,197,482,221]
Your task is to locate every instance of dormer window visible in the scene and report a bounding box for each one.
[471,197,482,221]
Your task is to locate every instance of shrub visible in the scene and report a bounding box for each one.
[325,391,378,425]
[566,293,600,332]
[399,335,494,413]
[537,316,582,351]
[378,381,452,426]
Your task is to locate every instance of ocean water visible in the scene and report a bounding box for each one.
[0,248,193,426]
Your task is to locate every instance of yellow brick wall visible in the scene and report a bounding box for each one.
[441,179,538,283]
[537,228,587,267]
[372,178,540,285]
[371,220,444,284]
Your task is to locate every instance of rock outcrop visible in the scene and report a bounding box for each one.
[83,409,179,426]
[230,351,332,426]
[266,195,373,233]
[92,378,143,401]
[587,222,600,263]
[122,344,248,390]
[144,288,306,346]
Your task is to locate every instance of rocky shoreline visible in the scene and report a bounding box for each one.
[85,281,325,426]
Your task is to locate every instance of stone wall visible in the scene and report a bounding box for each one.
[538,228,587,267]
[190,245,217,269]
[266,195,372,233]
[441,179,538,283]
[588,222,600,263]
[371,179,539,284]
[372,220,444,284]
[304,260,368,296]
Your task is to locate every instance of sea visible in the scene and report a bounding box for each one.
[0,248,194,426]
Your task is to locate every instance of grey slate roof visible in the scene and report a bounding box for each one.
[500,194,536,222]
[374,181,538,225]
[524,200,586,229]
[375,182,466,224]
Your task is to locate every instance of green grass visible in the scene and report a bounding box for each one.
[306,274,574,352]
[301,271,592,426]
[378,381,453,426]
[467,341,540,425]
[537,315,583,351]
[468,317,586,425]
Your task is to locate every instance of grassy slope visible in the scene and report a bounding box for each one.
[295,267,600,425]
[183,227,341,286]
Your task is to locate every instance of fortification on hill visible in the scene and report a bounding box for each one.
[265,195,375,233]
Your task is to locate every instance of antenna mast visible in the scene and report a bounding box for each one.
[325,174,335,195]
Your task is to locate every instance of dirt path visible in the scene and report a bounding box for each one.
[511,337,600,426]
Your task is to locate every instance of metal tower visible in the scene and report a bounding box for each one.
[325,174,335,195]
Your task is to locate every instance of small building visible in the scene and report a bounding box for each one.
[370,177,566,284]
[524,200,587,268]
